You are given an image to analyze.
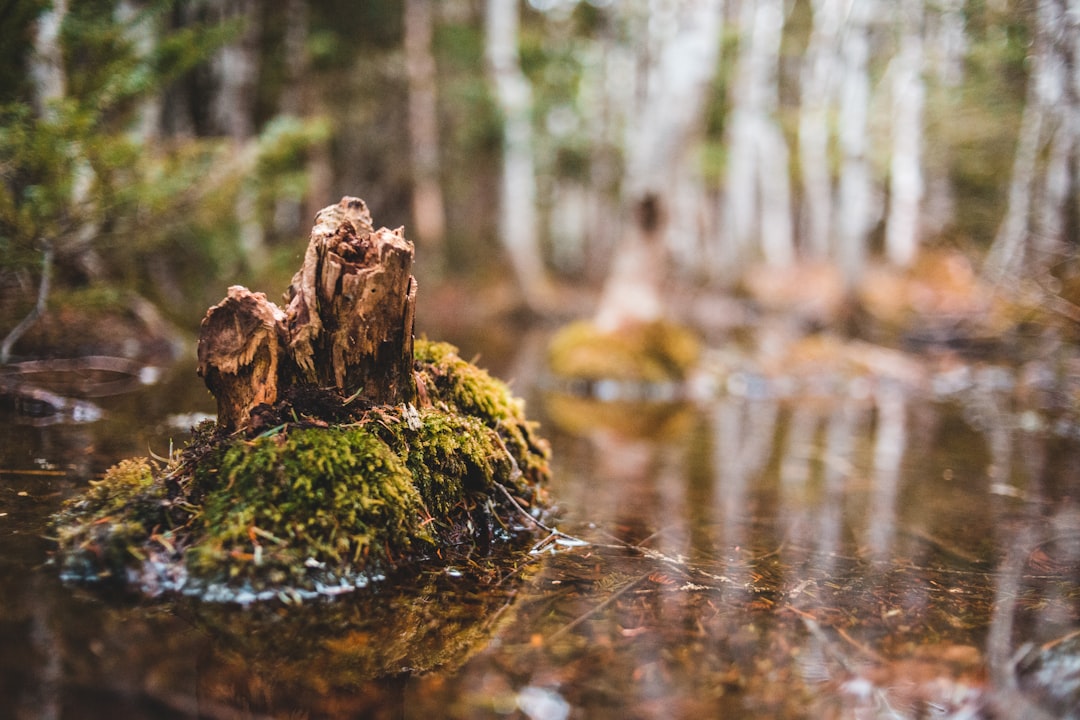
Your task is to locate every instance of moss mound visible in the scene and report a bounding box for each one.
[53,340,550,601]
[547,319,702,384]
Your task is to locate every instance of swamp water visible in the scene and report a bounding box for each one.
[1,324,1079,719]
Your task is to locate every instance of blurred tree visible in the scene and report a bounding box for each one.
[0,0,326,361]
[724,0,794,271]
[884,0,926,268]
[485,0,554,310]
[985,0,1080,284]
[405,0,447,272]
[595,0,723,330]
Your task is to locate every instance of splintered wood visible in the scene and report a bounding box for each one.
[198,197,417,432]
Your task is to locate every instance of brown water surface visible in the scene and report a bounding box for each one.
[1,326,1079,719]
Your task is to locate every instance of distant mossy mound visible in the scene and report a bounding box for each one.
[53,339,550,600]
[547,319,702,387]
[53,198,551,602]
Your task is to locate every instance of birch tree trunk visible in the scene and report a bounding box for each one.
[723,0,794,270]
[272,0,310,237]
[985,0,1079,281]
[835,0,877,285]
[920,0,966,237]
[213,0,266,273]
[485,0,551,310]
[405,0,447,270]
[798,0,842,260]
[117,0,162,142]
[595,0,723,330]
[884,0,925,267]
[29,0,66,117]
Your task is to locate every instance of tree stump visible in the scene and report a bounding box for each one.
[198,197,418,432]
[54,195,552,601]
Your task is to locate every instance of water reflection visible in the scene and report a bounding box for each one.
[1,331,1079,718]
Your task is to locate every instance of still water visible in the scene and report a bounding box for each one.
[1,322,1079,719]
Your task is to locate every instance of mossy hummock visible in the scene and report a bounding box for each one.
[52,198,551,601]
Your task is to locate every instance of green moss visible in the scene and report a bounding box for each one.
[380,409,512,518]
[54,458,168,576]
[547,320,702,384]
[188,426,430,587]
[414,339,550,490]
[53,341,552,599]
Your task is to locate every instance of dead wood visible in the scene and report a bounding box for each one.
[197,197,417,432]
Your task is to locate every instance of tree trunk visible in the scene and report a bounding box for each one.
[198,197,418,432]
[724,0,794,269]
[30,0,67,116]
[884,0,925,267]
[984,0,1077,281]
[835,0,877,285]
[595,0,723,329]
[405,0,447,268]
[798,0,842,260]
[485,0,552,310]
[212,0,266,273]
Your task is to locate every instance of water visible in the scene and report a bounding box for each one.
[1,324,1079,719]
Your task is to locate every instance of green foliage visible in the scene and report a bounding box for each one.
[0,0,49,103]
[0,1,328,326]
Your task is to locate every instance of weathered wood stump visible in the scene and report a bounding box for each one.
[54,196,552,602]
[198,197,418,431]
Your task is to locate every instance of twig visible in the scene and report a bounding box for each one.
[1,242,53,364]
[548,573,649,641]
[492,482,589,553]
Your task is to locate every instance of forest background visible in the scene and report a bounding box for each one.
[1,0,1077,363]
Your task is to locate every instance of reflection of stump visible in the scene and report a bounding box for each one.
[198,197,417,432]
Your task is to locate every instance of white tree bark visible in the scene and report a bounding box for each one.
[116,0,162,141]
[213,0,266,273]
[798,0,843,260]
[595,0,724,330]
[29,0,67,116]
[985,0,1078,281]
[723,0,794,269]
[405,0,447,265]
[485,0,551,308]
[835,0,877,284]
[884,0,926,267]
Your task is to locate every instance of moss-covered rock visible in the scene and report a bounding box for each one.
[547,319,702,384]
[53,340,550,601]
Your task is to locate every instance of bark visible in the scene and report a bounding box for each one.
[198,287,287,432]
[485,0,552,309]
[984,0,1077,281]
[30,0,67,116]
[884,0,926,267]
[405,0,447,264]
[198,197,418,432]
[595,0,723,329]
[273,0,311,236]
[285,198,417,405]
[212,0,266,272]
[798,0,843,260]
[836,0,877,285]
[117,0,162,141]
[724,0,794,268]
